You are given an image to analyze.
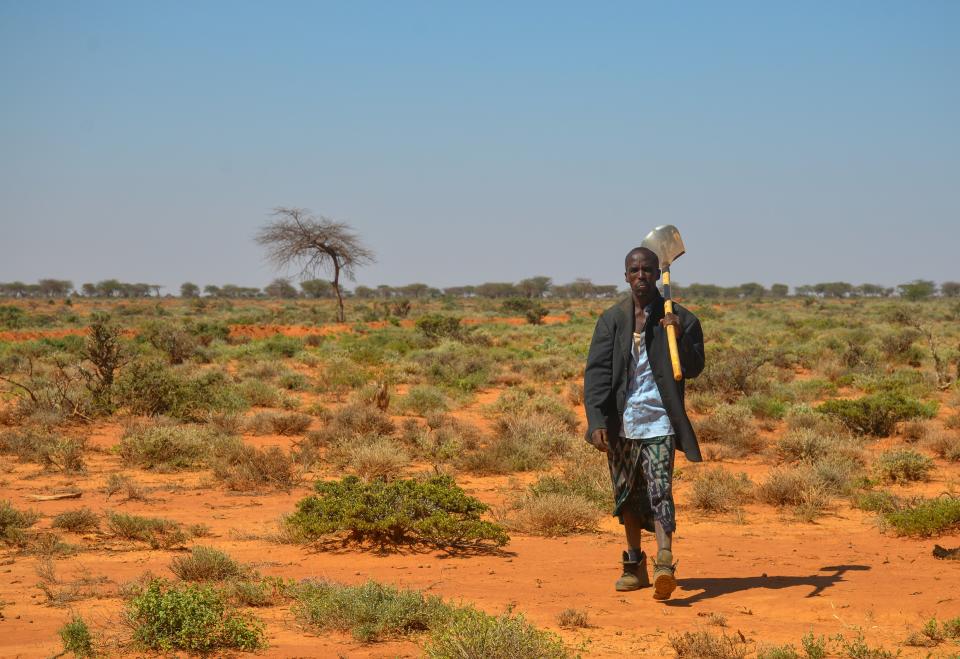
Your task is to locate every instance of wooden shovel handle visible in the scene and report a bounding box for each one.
[663,271,683,381]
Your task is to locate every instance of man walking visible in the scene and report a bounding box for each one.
[583,246,705,600]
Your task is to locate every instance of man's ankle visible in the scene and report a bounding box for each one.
[626,548,643,563]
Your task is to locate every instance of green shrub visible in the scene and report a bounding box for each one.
[51,508,99,533]
[170,546,245,581]
[294,579,451,642]
[415,314,462,341]
[106,512,187,549]
[59,615,94,658]
[116,360,246,420]
[882,496,960,537]
[775,428,862,465]
[817,392,936,437]
[690,468,753,513]
[874,449,934,483]
[126,578,265,652]
[285,475,509,550]
[744,393,788,420]
[424,608,569,659]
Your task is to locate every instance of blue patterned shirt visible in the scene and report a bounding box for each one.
[620,327,675,441]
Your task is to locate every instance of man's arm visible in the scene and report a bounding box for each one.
[677,312,705,379]
[584,314,615,446]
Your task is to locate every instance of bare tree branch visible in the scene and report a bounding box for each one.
[255,207,375,322]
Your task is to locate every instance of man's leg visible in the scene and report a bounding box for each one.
[642,436,678,600]
[616,507,651,591]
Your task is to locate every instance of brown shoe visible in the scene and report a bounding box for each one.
[652,549,677,601]
[615,550,651,591]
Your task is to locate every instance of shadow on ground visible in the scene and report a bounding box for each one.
[666,564,870,607]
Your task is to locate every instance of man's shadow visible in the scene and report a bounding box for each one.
[665,564,870,607]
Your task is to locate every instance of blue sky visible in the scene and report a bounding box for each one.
[2,1,957,292]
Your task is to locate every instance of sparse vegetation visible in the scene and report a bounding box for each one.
[873,448,934,483]
[170,546,245,581]
[106,512,188,549]
[59,615,95,658]
[670,630,748,658]
[52,508,99,533]
[690,467,753,513]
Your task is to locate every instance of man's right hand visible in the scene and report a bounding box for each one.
[589,428,608,453]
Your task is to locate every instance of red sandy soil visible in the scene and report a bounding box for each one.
[2,403,958,658]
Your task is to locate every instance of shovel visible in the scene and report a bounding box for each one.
[641,224,686,381]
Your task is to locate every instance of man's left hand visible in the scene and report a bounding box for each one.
[660,313,682,340]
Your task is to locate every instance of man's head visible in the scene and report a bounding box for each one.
[624,247,660,299]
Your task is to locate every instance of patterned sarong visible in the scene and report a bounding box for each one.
[607,434,676,533]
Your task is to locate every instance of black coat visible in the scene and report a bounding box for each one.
[583,294,705,463]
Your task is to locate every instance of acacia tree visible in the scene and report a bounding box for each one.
[256,207,374,322]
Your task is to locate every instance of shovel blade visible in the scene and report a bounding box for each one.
[641,224,685,268]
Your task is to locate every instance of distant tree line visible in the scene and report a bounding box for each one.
[2,277,958,301]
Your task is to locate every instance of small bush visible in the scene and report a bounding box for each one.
[0,429,86,473]
[228,577,287,607]
[691,347,770,399]
[238,379,281,407]
[695,404,763,457]
[106,512,187,549]
[882,496,960,537]
[528,441,611,511]
[345,438,410,481]
[211,442,299,491]
[490,389,579,432]
[267,412,312,435]
[925,431,960,461]
[141,321,198,364]
[756,466,830,520]
[669,630,748,659]
[126,578,265,652]
[413,343,494,392]
[170,546,245,581]
[117,423,225,471]
[424,608,569,659]
[756,644,799,659]
[557,608,590,629]
[502,492,600,536]
[874,449,934,483]
[59,615,94,658]
[415,314,462,341]
[395,386,449,416]
[52,508,99,533]
[104,473,147,501]
[689,468,753,513]
[312,403,395,445]
[774,428,862,465]
[0,500,40,544]
[817,392,937,437]
[285,475,509,551]
[294,579,451,642]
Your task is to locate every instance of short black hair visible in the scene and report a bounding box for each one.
[624,246,659,269]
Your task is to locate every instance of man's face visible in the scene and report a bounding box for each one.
[624,252,660,296]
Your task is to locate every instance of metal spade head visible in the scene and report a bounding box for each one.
[641,224,685,268]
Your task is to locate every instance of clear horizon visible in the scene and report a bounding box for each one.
[3,2,958,291]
